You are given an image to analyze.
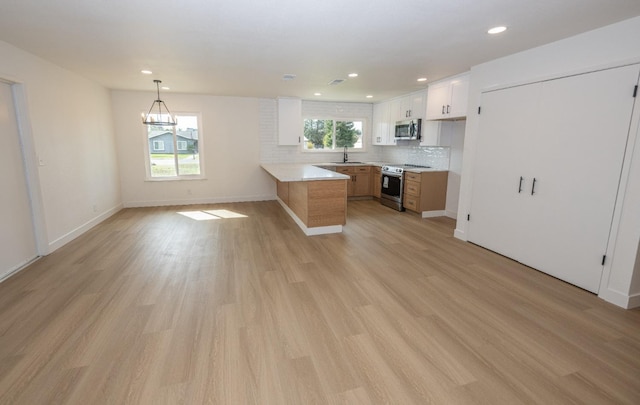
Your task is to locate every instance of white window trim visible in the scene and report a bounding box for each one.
[301,117,368,153]
[143,112,206,181]
[177,140,187,151]
[153,140,165,151]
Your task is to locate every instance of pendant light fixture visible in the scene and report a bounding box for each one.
[142,79,177,126]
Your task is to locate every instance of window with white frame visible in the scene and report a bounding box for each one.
[153,140,164,151]
[302,118,364,151]
[145,114,202,179]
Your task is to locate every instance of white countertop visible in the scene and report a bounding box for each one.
[315,161,385,167]
[261,163,350,182]
[317,162,448,173]
[403,167,449,173]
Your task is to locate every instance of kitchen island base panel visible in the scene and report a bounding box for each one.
[276,197,343,236]
[276,179,347,235]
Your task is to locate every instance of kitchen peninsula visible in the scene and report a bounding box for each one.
[261,164,349,235]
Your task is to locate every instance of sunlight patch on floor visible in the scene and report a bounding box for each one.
[204,209,247,219]
[177,210,248,221]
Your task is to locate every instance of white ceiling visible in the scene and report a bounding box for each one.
[1,0,640,102]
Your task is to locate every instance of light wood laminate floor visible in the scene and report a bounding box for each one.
[1,200,639,404]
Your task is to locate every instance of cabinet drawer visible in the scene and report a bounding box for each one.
[336,167,354,174]
[405,172,421,182]
[404,180,421,197]
[403,195,419,212]
[354,166,371,173]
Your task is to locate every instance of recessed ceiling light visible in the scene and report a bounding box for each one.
[314,92,322,96]
[141,70,153,75]
[488,26,507,34]
[348,73,358,78]
[161,86,170,90]
[417,77,427,82]
[366,95,373,99]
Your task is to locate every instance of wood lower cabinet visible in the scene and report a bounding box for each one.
[371,166,381,198]
[337,166,371,197]
[276,179,346,228]
[403,171,448,214]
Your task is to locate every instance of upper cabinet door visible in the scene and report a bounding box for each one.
[425,83,450,120]
[405,91,426,119]
[372,102,393,145]
[448,76,469,118]
[277,98,302,145]
[389,90,427,121]
[425,74,470,120]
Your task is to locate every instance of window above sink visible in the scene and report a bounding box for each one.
[302,118,365,152]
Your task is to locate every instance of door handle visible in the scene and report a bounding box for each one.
[442,105,445,115]
[446,105,450,114]
[518,176,523,193]
[531,178,537,195]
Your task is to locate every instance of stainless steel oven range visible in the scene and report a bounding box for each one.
[380,165,405,211]
[380,164,432,211]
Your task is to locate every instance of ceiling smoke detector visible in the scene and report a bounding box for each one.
[328,79,345,85]
[282,74,296,81]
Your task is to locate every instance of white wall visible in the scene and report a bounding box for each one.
[456,16,640,308]
[443,120,466,218]
[112,91,274,206]
[0,40,121,254]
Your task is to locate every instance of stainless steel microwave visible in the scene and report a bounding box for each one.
[394,119,421,140]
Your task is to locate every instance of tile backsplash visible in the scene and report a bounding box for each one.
[382,144,450,170]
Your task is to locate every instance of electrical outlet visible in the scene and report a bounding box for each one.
[92,204,98,212]
[187,189,192,195]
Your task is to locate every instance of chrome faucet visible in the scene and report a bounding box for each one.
[343,146,348,163]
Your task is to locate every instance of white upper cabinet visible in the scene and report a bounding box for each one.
[373,90,427,146]
[372,101,396,145]
[391,90,426,121]
[277,97,302,145]
[426,74,469,120]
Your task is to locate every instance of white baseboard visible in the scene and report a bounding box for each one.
[454,229,467,241]
[276,197,342,236]
[123,194,276,208]
[421,210,446,218]
[598,287,640,309]
[628,293,640,309]
[445,210,457,219]
[0,256,40,283]
[47,204,123,254]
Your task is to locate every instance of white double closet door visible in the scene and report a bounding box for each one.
[0,81,38,280]
[469,64,640,293]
